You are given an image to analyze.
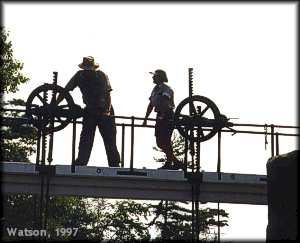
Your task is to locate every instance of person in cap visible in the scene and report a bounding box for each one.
[58,56,120,167]
[142,69,183,170]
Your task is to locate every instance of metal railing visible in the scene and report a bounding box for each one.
[1,107,299,172]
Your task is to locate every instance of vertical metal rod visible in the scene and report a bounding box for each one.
[270,124,274,157]
[39,131,46,229]
[41,134,46,166]
[188,67,194,98]
[71,119,76,173]
[47,134,54,164]
[190,137,195,173]
[217,202,220,243]
[184,135,188,175]
[43,176,51,230]
[130,116,135,171]
[217,131,221,180]
[190,134,196,242]
[195,106,201,173]
[121,123,125,167]
[195,127,201,241]
[191,186,195,242]
[275,132,279,156]
[33,195,37,228]
[34,123,41,229]
[163,200,168,239]
[36,128,41,166]
[217,130,221,242]
[47,122,54,166]
[39,175,44,229]
[196,138,200,173]
[195,185,200,242]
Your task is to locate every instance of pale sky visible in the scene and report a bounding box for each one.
[3,2,298,241]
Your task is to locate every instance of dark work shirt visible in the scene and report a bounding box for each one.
[65,70,112,109]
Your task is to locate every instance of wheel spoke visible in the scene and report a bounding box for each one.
[199,105,210,117]
[36,93,48,106]
[59,104,70,109]
[55,116,62,123]
[189,102,197,115]
[198,127,205,137]
[179,114,189,119]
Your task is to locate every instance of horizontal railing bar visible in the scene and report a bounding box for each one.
[219,128,299,137]
[232,123,300,129]
[1,107,299,130]
[2,117,299,137]
[1,108,27,112]
[114,115,155,121]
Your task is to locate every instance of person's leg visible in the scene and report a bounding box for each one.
[98,115,120,167]
[156,135,173,169]
[156,115,182,169]
[156,132,179,162]
[155,117,174,169]
[76,112,97,165]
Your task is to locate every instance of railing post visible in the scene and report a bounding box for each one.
[270,124,275,157]
[275,132,279,156]
[121,123,125,168]
[71,119,76,173]
[130,116,135,171]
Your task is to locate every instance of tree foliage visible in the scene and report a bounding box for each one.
[151,132,229,240]
[89,199,151,241]
[2,197,153,241]
[1,27,29,94]
[1,98,37,162]
[1,28,35,162]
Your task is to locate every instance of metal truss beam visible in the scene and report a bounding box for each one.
[1,162,267,205]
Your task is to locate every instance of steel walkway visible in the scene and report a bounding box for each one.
[1,162,267,205]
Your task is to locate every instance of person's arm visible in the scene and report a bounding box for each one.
[56,73,78,104]
[103,92,112,115]
[143,101,154,125]
[103,72,112,115]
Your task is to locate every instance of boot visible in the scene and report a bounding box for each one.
[74,159,87,166]
[158,162,173,170]
[172,160,184,170]
[109,162,120,167]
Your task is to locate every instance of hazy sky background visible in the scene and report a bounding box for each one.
[3,2,297,240]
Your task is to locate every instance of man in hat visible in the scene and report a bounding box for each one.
[58,56,120,167]
[142,69,183,170]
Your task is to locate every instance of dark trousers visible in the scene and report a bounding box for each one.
[76,107,120,167]
[155,110,179,163]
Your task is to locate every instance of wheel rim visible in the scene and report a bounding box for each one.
[26,84,75,134]
[174,95,221,142]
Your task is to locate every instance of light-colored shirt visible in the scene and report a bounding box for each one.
[149,83,175,112]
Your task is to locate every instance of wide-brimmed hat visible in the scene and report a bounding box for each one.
[149,69,168,82]
[78,56,99,70]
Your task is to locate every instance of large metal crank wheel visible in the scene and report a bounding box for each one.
[174,95,222,142]
[26,83,76,134]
